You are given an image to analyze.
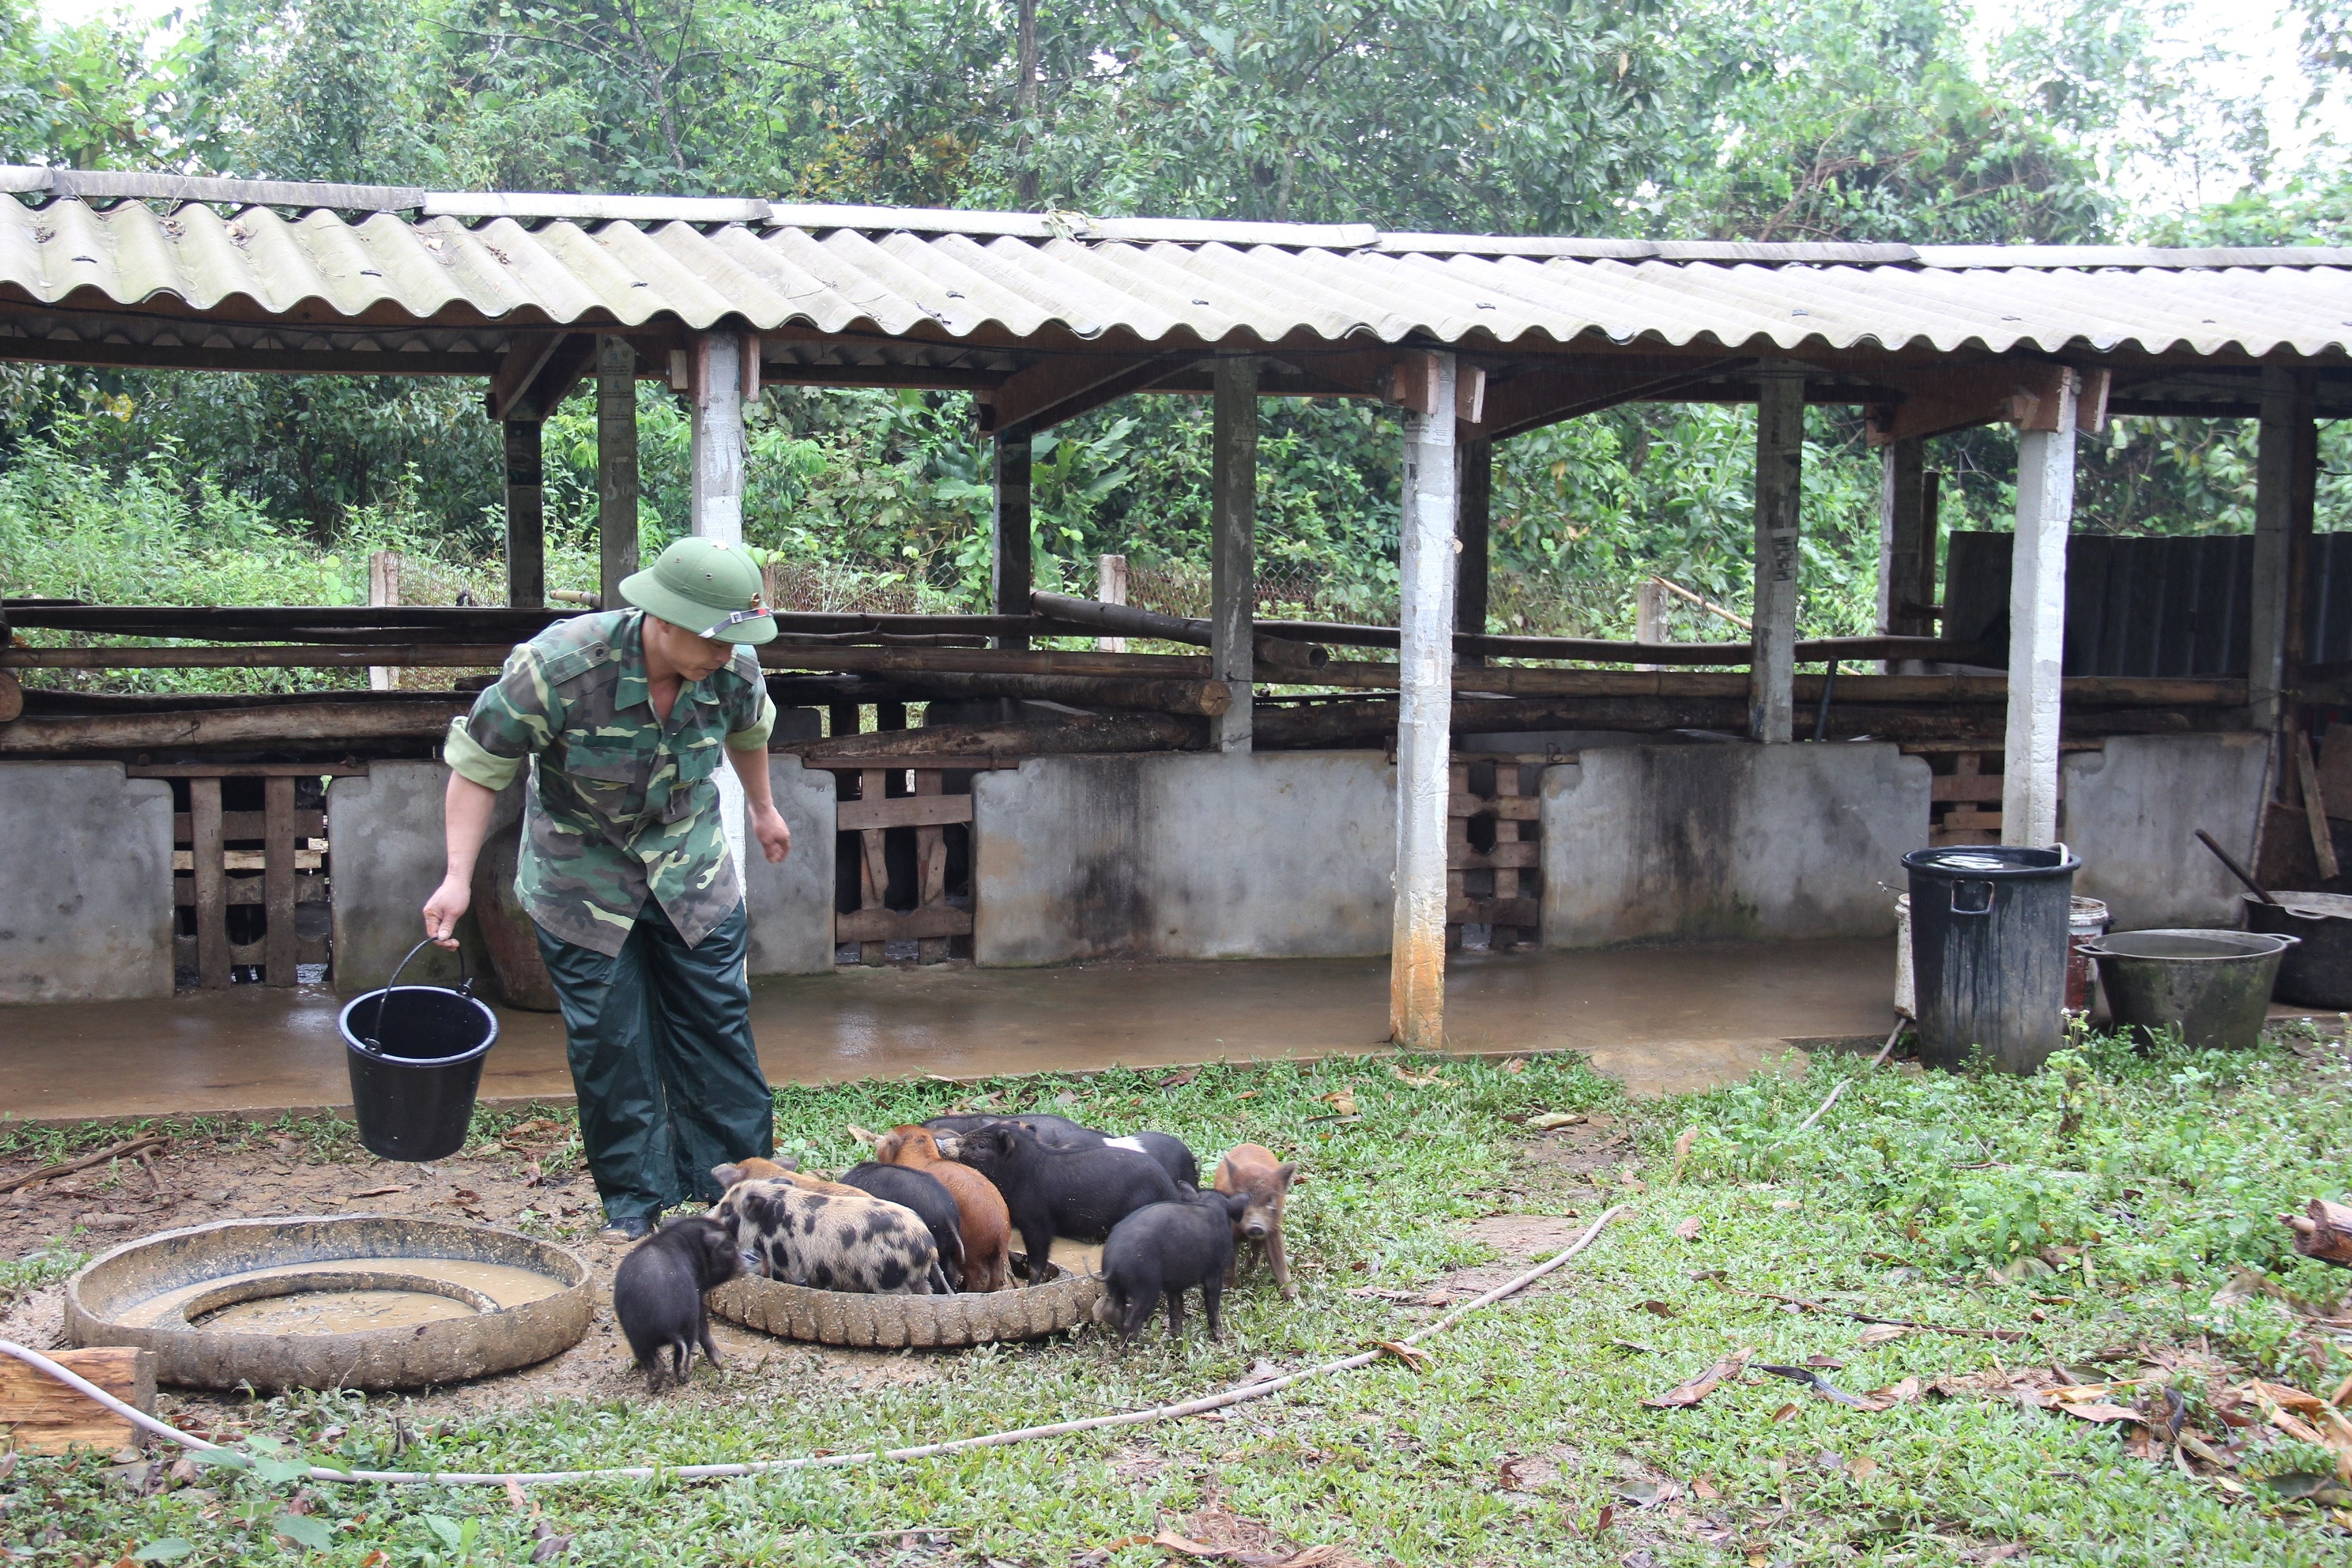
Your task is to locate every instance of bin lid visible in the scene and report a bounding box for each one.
[1903,845,2082,878]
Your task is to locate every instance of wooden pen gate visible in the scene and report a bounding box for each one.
[819,760,994,964]
[137,763,353,989]
[1449,754,1544,949]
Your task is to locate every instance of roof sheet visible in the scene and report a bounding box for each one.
[3,186,2350,363]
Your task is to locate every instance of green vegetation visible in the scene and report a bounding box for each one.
[1,0,2347,684]
[8,1031,2352,1564]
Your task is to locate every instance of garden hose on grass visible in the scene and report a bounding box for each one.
[0,1205,1628,1489]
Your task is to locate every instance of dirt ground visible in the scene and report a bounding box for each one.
[0,1115,1614,1429]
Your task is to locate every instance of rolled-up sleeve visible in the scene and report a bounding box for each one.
[724,687,777,751]
[444,647,557,789]
[721,652,774,750]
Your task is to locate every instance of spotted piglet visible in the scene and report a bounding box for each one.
[1212,1144,1299,1300]
[712,1169,949,1295]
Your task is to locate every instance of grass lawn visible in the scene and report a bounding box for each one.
[5,1025,2352,1566]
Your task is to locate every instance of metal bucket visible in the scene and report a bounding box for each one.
[2244,893,2352,1010]
[2068,897,2111,1014]
[2078,928,2298,1051]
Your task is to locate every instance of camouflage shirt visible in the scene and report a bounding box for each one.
[444,609,776,956]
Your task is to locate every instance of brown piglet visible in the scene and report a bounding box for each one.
[875,1125,1014,1292]
[713,1156,864,1198]
[1213,1144,1298,1300]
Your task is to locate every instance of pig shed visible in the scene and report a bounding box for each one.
[0,169,2347,1112]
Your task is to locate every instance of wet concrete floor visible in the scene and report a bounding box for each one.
[0,939,1898,1124]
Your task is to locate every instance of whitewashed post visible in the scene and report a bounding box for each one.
[366,550,401,691]
[1096,554,1128,652]
[1211,356,1260,753]
[690,327,749,874]
[1750,362,1806,742]
[2250,368,2302,733]
[2002,370,2078,849]
[1392,352,1458,1050]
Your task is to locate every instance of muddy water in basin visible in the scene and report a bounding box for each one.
[193,1288,479,1334]
[116,1258,565,1330]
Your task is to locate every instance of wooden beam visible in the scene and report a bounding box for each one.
[759,361,1011,393]
[597,335,639,611]
[1211,355,1260,752]
[1393,350,1458,1051]
[489,338,563,423]
[263,774,298,986]
[1474,359,1752,441]
[191,777,229,988]
[1751,361,1806,742]
[993,426,1034,651]
[0,1346,157,1456]
[1877,438,1934,655]
[978,353,1203,433]
[504,419,544,610]
[1456,439,1492,666]
[2002,368,2078,847]
[0,340,503,377]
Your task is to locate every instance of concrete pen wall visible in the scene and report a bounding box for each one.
[0,762,175,1004]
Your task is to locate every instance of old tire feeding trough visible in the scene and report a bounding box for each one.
[65,1217,591,1392]
[710,1257,1103,1349]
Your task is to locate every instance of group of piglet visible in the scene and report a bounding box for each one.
[613,1111,1299,1387]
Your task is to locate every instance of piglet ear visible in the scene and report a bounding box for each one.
[1275,1162,1298,1188]
[874,1134,901,1163]
[713,1162,745,1189]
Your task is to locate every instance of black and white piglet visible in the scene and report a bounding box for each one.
[611,1215,743,1389]
[1097,1190,1252,1341]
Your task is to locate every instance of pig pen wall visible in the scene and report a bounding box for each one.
[2060,732,2269,929]
[969,752,1397,965]
[0,762,176,1004]
[328,757,838,993]
[1540,742,1934,947]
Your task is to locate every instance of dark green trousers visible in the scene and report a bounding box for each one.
[534,900,774,1225]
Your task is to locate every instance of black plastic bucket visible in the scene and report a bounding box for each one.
[1904,845,2081,1075]
[338,940,500,1162]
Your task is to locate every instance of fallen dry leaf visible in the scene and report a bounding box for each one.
[1237,1090,1259,1100]
[1502,1058,1526,1075]
[1644,1349,1752,1409]
[2041,1387,2143,1424]
[1673,1215,1704,1241]
[1806,1354,1845,1369]
[1155,1531,1225,1557]
[1692,1476,1722,1500]
[1770,1403,1800,1423]
[1857,1324,1910,1347]
[846,1124,880,1145]
[1861,1377,1923,1411]
[1846,1454,1880,1479]
[1390,1064,1443,1087]
[1526,1111,1586,1131]
[504,1477,530,1513]
[1637,1299,1679,1318]
[1318,1090,1359,1118]
[1158,1068,1199,1088]
[346,1185,405,1199]
[1671,1126,1699,1183]
[1373,1340,1430,1371]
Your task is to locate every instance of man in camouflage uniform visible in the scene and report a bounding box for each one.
[422,537,791,1240]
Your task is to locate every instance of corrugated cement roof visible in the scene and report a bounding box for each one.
[4,185,2351,362]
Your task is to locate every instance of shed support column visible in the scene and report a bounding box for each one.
[1392,353,1458,1051]
[1876,436,1932,669]
[689,327,747,873]
[1456,438,1492,666]
[2251,369,2318,734]
[993,425,1034,653]
[1750,363,1805,742]
[1211,356,1260,752]
[596,336,640,612]
[504,418,544,610]
[2001,370,2078,849]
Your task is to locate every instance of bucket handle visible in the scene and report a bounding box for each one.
[1950,880,1995,916]
[365,938,474,1050]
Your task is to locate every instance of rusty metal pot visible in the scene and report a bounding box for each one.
[2244,892,2352,1010]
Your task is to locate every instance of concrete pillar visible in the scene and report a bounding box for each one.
[504,418,544,609]
[1392,353,1458,1050]
[1876,436,1933,655]
[2002,369,2078,849]
[597,336,640,612]
[1456,438,1492,667]
[1750,363,1805,742]
[689,327,747,872]
[2251,368,2318,732]
[993,425,1034,652]
[1211,357,1260,752]
[1096,554,1128,652]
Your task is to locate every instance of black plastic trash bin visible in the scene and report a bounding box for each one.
[1903,845,2080,1075]
[338,940,500,1162]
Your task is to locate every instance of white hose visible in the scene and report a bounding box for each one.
[3,1205,1627,1488]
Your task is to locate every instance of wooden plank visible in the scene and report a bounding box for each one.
[1929,775,2006,802]
[190,777,229,990]
[133,762,365,778]
[836,793,974,832]
[0,1347,156,1456]
[175,851,323,872]
[506,418,545,610]
[837,905,975,941]
[993,427,1033,650]
[1450,794,1540,820]
[2298,728,2342,879]
[263,774,298,987]
[1447,896,1540,926]
[915,770,951,964]
[173,810,325,840]
[1448,841,1541,870]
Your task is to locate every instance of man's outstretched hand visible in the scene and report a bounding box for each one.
[421,876,472,950]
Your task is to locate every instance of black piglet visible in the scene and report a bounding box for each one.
[612,1215,743,1389]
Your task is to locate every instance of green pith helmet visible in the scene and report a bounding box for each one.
[619,537,777,644]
